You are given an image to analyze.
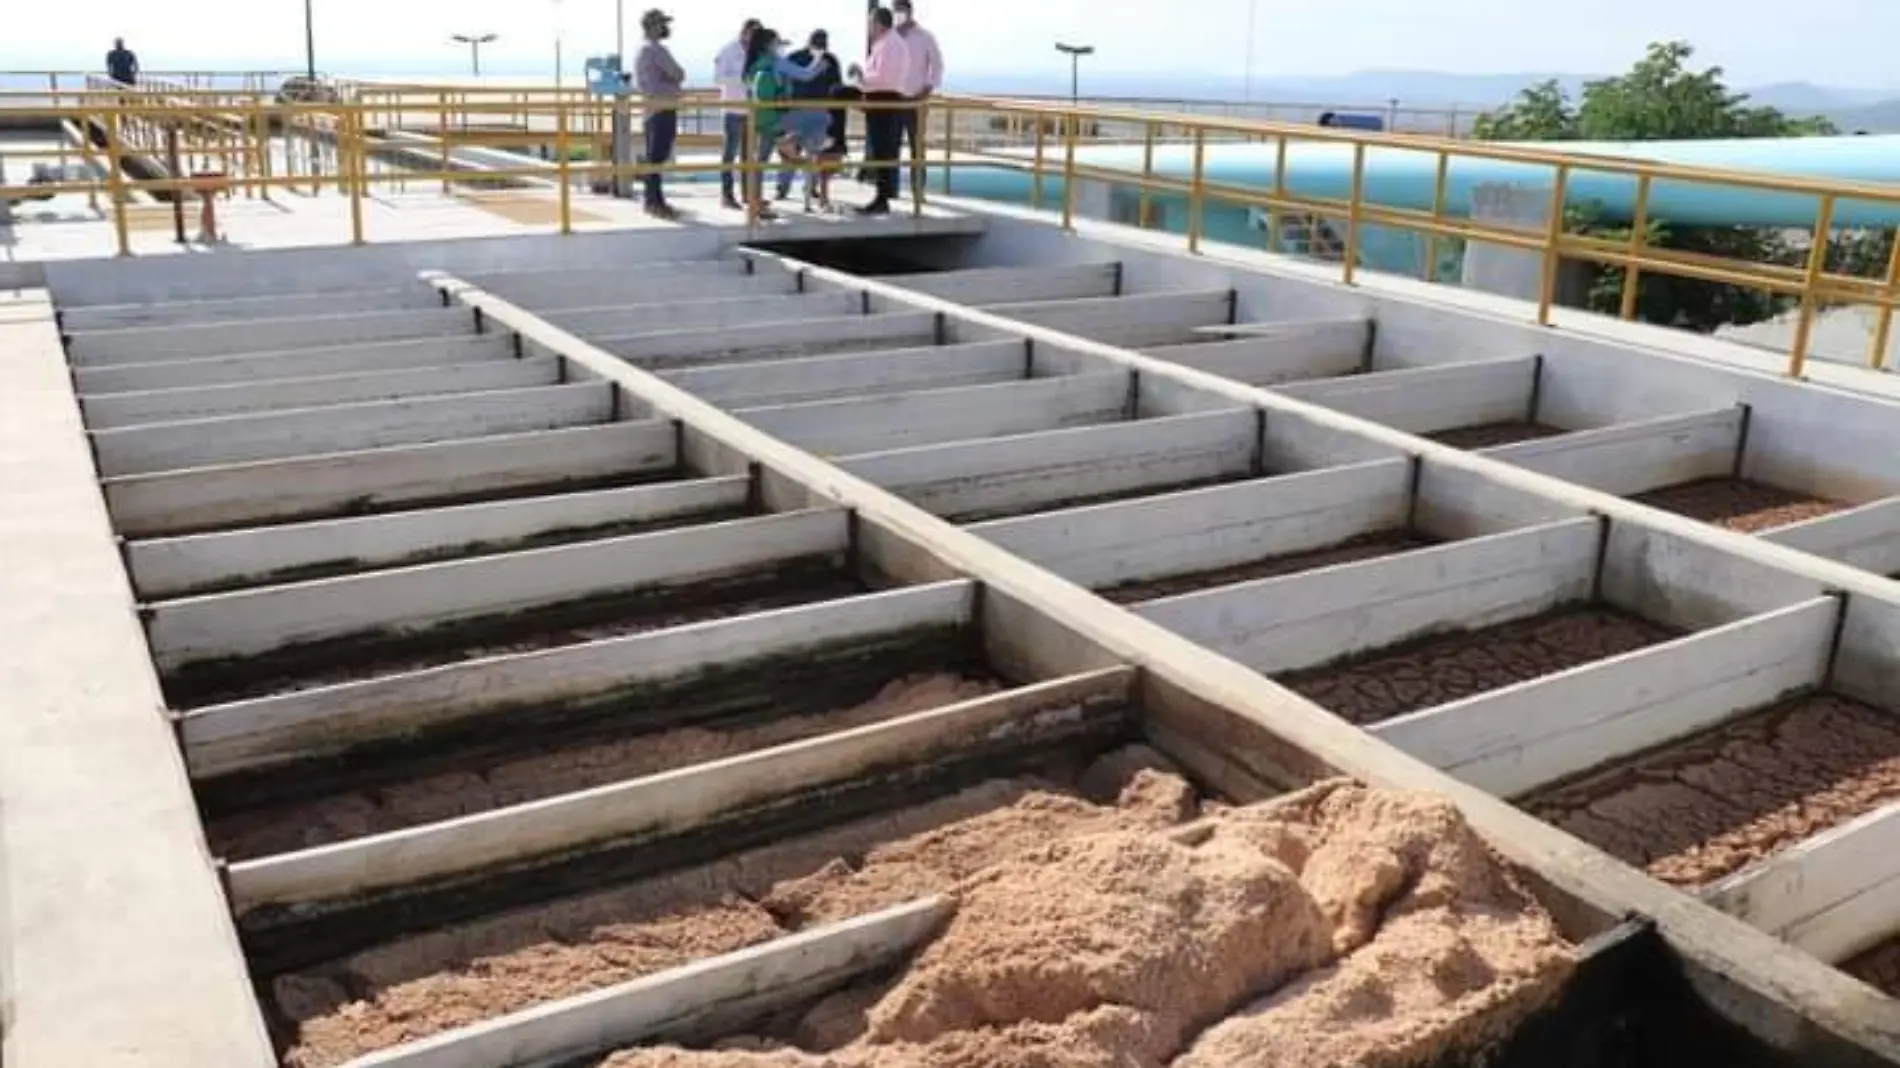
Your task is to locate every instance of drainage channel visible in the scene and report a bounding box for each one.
[9,248,1785,1068]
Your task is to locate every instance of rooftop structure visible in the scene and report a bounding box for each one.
[12,73,1900,1068]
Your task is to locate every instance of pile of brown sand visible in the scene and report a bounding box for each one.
[278,747,1197,1068]
[600,781,1575,1068]
[216,673,999,859]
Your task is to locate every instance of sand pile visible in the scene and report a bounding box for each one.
[600,781,1574,1068]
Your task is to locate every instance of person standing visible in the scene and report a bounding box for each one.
[774,30,844,202]
[848,7,912,215]
[633,9,686,219]
[106,38,139,86]
[714,18,761,210]
[892,0,942,198]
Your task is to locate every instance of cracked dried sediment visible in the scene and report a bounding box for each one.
[1631,478,1844,533]
[1103,532,1437,605]
[1523,693,1900,888]
[1282,607,1674,727]
[599,781,1575,1068]
[277,746,1196,1068]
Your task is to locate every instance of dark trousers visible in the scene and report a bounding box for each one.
[720,112,745,199]
[895,100,921,195]
[862,92,904,203]
[642,109,678,207]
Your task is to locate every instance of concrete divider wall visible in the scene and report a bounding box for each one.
[67,306,479,364]
[61,285,446,331]
[104,420,679,537]
[1375,596,1838,799]
[881,262,1121,305]
[1413,460,1585,540]
[1480,408,1743,498]
[486,268,789,311]
[551,292,863,338]
[969,459,1412,589]
[1136,517,1602,675]
[982,290,1235,348]
[743,372,1131,457]
[91,382,615,477]
[662,341,1027,408]
[604,312,942,369]
[1762,498,1900,577]
[1277,357,1537,434]
[1601,518,1828,632]
[1145,319,1370,386]
[72,334,521,393]
[81,357,565,429]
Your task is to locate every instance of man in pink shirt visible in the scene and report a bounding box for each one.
[892,0,942,198]
[847,6,913,214]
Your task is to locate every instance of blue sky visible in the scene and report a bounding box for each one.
[11,0,1898,91]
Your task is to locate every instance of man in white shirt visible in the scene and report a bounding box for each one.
[892,0,942,198]
[713,19,760,209]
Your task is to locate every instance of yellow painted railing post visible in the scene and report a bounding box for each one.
[1031,118,1046,211]
[1620,174,1653,321]
[347,108,366,246]
[104,110,130,257]
[556,103,573,235]
[1788,194,1838,379]
[1423,151,1449,282]
[1188,128,1207,255]
[913,102,929,218]
[1060,112,1078,231]
[1137,121,1155,230]
[941,102,954,195]
[1536,164,1571,326]
[1342,141,1366,285]
[1867,226,1900,371]
[1268,134,1288,253]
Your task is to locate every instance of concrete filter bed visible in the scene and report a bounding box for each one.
[950,474,1258,524]
[1424,421,1568,451]
[594,780,1576,1068]
[208,672,1001,860]
[1630,477,1846,534]
[1281,607,1677,728]
[1103,531,1439,604]
[274,745,1203,1067]
[167,566,868,708]
[1845,939,1900,999]
[1523,693,1900,889]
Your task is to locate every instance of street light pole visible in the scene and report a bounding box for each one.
[304,0,317,79]
[452,33,499,77]
[1054,42,1093,103]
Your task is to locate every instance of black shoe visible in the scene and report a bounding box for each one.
[720,196,742,211]
[855,199,891,216]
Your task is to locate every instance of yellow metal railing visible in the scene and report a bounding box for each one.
[4,91,1899,377]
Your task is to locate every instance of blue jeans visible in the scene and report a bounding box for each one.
[642,109,677,208]
[720,112,746,199]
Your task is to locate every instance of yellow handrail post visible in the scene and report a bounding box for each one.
[1423,150,1449,283]
[556,103,573,235]
[1060,111,1078,231]
[1788,194,1838,379]
[941,102,954,195]
[1867,226,1900,370]
[913,102,928,218]
[438,91,452,195]
[347,108,366,246]
[1137,121,1155,231]
[1620,174,1653,320]
[1343,141,1366,285]
[104,110,130,257]
[1188,128,1207,255]
[1536,164,1571,326]
[1268,134,1288,253]
[1030,117,1046,211]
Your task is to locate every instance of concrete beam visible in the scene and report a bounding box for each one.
[551,292,863,338]
[1276,356,1537,435]
[1375,596,1837,798]
[662,340,1027,409]
[60,286,444,331]
[91,382,614,477]
[1479,407,1743,497]
[0,290,276,1066]
[983,290,1235,348]
[742,371,1131,457]
[182,579,973,778]
[81,358,563,429]
[148,508,848,670]
[104,420,677,537]
[1136,517,1601,674]
[487,270,796,312]
[67,306,478,364]
[1145,317,1370,386]
[882,262,1121,304]
[1601,518,1828,633]
[1413,460,1586,540]
[970,458,1412,589]
[71,334,519,393]
[840,408,1259,521]
[458,258,744,291]
[1705,801,1900,965]
[127,475,750,599]
[224,668,1133,911]
[603,311,942,370]
[345,898,951,1068]
[1762,497,1900,577]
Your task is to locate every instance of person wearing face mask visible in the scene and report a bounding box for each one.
[714,18,762,210]
[633,8,686,219]
[846,6,912,215]
[891,0,942,199]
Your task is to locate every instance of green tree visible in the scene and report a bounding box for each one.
[1474,41,1841,331]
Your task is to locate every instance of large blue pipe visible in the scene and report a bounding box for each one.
[942,134,1900,229]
